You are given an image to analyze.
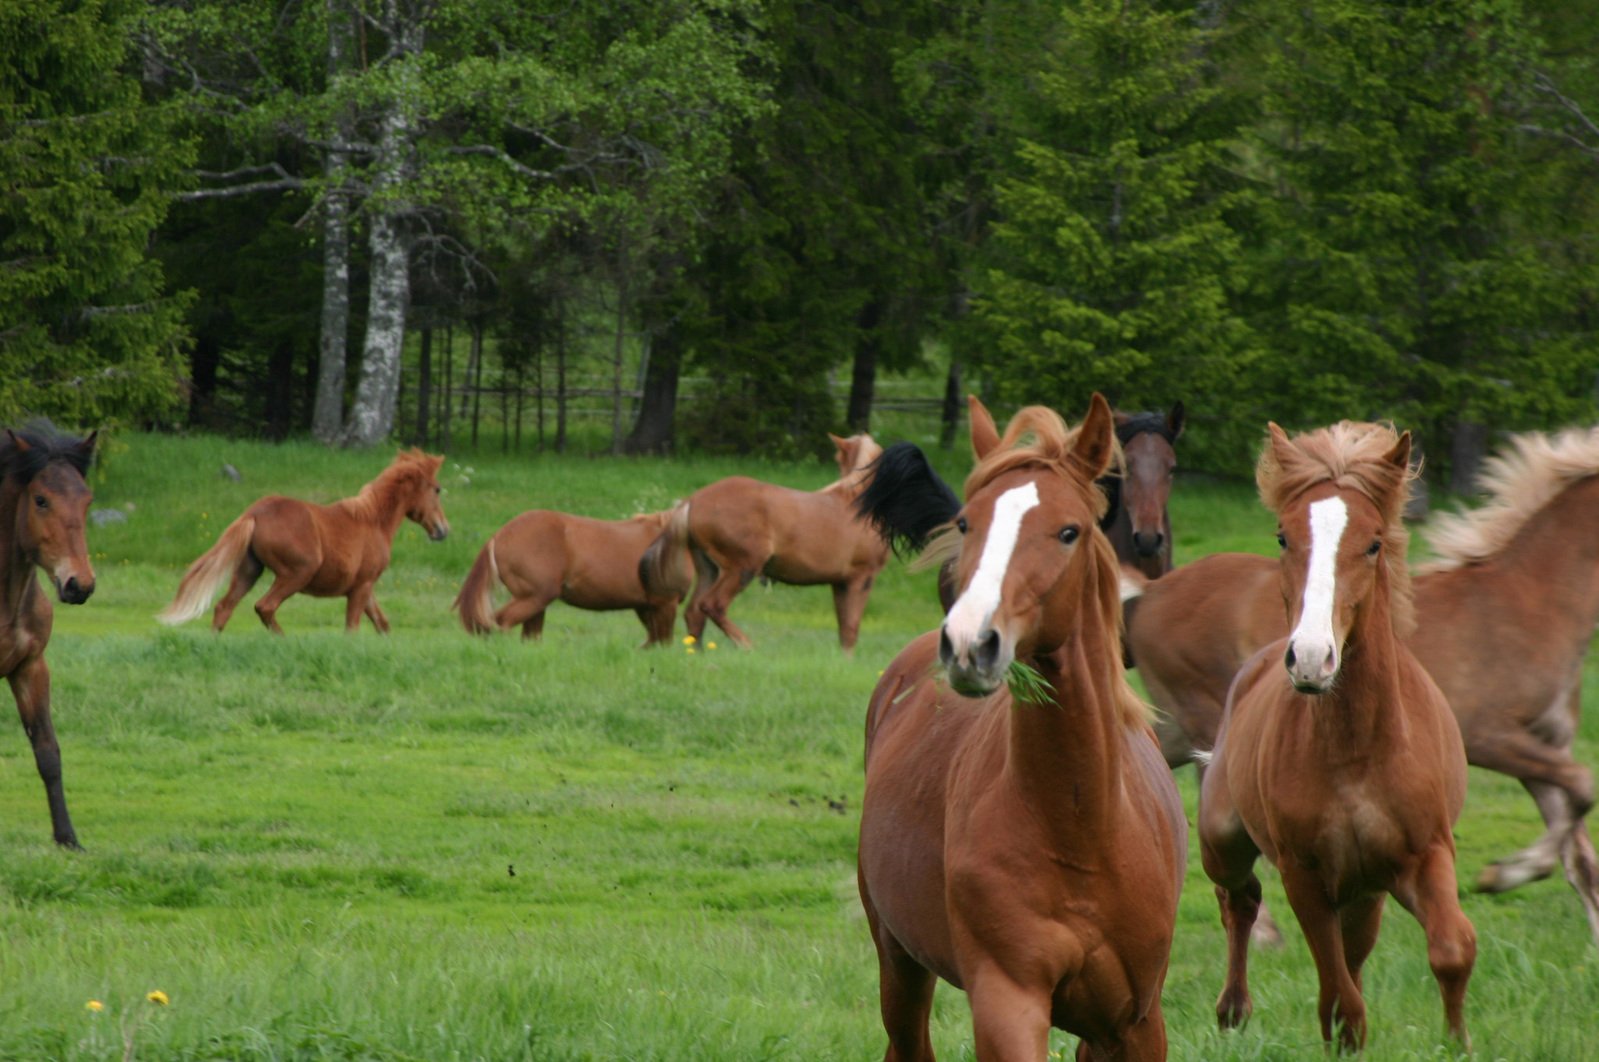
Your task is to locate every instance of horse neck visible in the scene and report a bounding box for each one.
[1469,475,1599,631]
[347,473,412,540]
[0,479,37,617]
[1311,566,1412,750]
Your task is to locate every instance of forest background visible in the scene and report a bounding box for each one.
[4,0,1599,486]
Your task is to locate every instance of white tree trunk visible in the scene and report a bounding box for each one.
[312,0,355,443]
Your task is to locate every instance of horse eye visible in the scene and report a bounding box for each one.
[955,516,968,534]
[1275,531,1286,548]
[1058,525,1080,545]
[1366,539,1381,557]
[33,495,48,510]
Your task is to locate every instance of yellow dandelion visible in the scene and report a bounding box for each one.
[681,635,696,645]
[85,1000,104,1013]
[686,647,697,655]
[146,990,169,1006]
[706,641,718,650]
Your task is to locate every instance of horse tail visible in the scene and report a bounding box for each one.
[453,535,502,634]
[854,442,962,557]
[638,502,694,600]
[158,515,255,625]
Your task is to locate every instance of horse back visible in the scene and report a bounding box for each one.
[690,476,884,583]
[245,495,372,591]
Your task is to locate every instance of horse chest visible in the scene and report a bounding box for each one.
[0,623,41,676]
[1285,784,1406,889]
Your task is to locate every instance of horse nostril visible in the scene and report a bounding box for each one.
[938,627,955,668]
[974,628,1001,671]
[1284,645,1297,670]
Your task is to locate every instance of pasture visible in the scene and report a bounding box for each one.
[0,429,1594,1060]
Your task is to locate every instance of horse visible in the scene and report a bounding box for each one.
[453,505,691,646]
[2,424,98,850]
[856,403,1184,610]
[1198,421,1475,1052]
[1128,424,1599,946]
[857,395,1186,1061]
[159,449,449,634]
[637,433,887,651]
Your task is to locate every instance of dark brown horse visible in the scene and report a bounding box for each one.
[1,423,98,849]
[639,434,887,651]
[858,395,1186,1060]
[454,505,691,646]
[857,403,1184,610]
[1199,422,1475,1051]
[159,449,449,633]
[1129,424,1599,946]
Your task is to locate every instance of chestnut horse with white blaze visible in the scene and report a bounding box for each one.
[1,424,98,849]
[1129,424,1599,946]
[639,433,888,651]
[1199,422,1475,1052]
[454,505,691,646]
[858,395,1185,1061]
[159,449,448,634]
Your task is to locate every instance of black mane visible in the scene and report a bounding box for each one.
[854,442,962,557]
[2,421,95,484]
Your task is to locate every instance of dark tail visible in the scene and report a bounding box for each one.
[854,442,962,556]
[638,502,694,600]
[453,535,502,634]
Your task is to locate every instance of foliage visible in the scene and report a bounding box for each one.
[0,0,192,427]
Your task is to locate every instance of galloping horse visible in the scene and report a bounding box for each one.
[857,403,1184,609]
[1130,424,1599,945]
[1,424,97,849]
[638,434,887,651]
[454,506,691,646]
[858,395,1186,1060]
[159,449,449,634]
[1199,422,1475,1051]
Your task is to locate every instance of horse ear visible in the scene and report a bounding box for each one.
[1069,393,1116,481]
[1266,421,1294,465]
[1384,430,1413,473]
[76,430,99,460]
[968,395,1000,461]
[1166,401,1185,440]
[6,429,30,453]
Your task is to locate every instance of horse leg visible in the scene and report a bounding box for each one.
[1338,894,1387,994]
[8,658,79,849]
[694,558,756,649]
[861,886,938,1062]
[492,592,552,641]
[211,550,264,632]
[966,968,1051,1061]
[252,565,314,634]
[1393,845,1477,1046]
[682,547,718,644]
[1198,777,1264,1027]
[635,604,676,649]
[1467,730,1594,890]
[1077,1001,1168,1062]
[1558,816,1599,948]
[362,593,391,634]
[831,574,873,654]
[1279,865,1365,1051]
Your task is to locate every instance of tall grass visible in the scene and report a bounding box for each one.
[0,430,1592,1060]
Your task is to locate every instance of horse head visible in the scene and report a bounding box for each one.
[1260,422,1413,694]
[829,432,884,482]
[1113,403,1183,562]
[939,394,1119,697]
[398,450,450,541]
[5,427,98,604]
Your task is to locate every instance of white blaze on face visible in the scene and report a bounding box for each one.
[944,481,1040,652]
[1287,496,1348,686]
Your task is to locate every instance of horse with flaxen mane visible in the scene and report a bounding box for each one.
[454,505,692,646]
[858,395,1185,1060]
[1,423,98,848]
[857,402,1184,610]
[1128,424,1599,946]
[1199,421,1475,1051]
[159,449,449,634]
[637,433,888,651]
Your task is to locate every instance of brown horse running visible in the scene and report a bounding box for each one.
[639,433,888,651]
[159,449,449,634]
[1130,424,1599,945]
[1,424,98,849]
[454,506,691,646]
[1199,422,1475,1051]
[858,395,1186,1061]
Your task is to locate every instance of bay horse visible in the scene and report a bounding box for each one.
[638,433,887,651]
[858,395,1186,1060]
[1129,424,1599,946]
[453,505,691,646]
[1198,421,1475,1051]
[857,403,1184,610]
[159,449,449,634]
[1,423,98,849]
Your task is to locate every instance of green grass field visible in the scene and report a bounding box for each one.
[0,430,1594,1060]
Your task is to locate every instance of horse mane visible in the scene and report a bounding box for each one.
[353,449,440,514]
[963,405,1147,730]
[1115,411,1178,446]
[1257,421,1417,637]
[1,421,94,484]
[1421,425,1599,572]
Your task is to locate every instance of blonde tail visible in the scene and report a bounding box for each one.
[453,535,502,634]
[637,502,693,600]
[158,516,256,625]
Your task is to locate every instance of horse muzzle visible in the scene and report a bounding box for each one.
[1131,529,1165,557]
[1284,639,1338,694]
[428,520,450,542]
[56,575,95,605]
[939,624,1008,698]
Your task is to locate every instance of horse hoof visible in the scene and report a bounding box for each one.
[1476,860,1551,894]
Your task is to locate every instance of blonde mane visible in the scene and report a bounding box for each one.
[824,433,886,497]
[352,449,442,518]
[1257,421,1417,637]
[1422,425,1599,571]
[950,405,1146,729]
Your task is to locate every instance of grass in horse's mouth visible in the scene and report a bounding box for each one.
[1006,659,1054,707]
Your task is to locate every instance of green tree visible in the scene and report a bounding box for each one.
[968,0,1261,471]
[0,0,192,426]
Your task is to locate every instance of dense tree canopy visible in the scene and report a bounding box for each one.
[8,0,1596,476]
